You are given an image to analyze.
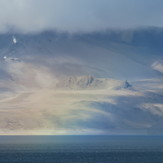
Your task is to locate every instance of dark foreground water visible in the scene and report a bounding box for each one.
[0,135,163,163]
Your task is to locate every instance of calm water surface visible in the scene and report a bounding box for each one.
[0,135,162,163]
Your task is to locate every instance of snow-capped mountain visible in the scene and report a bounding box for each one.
[0,28,162,135]
[152,60,163,74]
[0,27,163,80]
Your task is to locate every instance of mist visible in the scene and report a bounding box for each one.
[0,0,163,33]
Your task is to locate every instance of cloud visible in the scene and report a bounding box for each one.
[3,59,57,90]
[1,57,163,135]
[0,0,163,33]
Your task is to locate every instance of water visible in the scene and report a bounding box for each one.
[0,135,163,162]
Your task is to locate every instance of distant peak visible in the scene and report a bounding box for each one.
[124,80,132,89]
[152,60,163,74]
[12,36,17,44]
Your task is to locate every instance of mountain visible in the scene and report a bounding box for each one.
[152,60,163,73]
[55,76,124,90]
[0,27,163,80]
[0,28,162,135]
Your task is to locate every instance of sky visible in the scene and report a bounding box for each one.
[0,0,163,33]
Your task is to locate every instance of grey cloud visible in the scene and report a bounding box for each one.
[0,0,163,33]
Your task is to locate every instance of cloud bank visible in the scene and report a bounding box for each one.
[0,0,163,33]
